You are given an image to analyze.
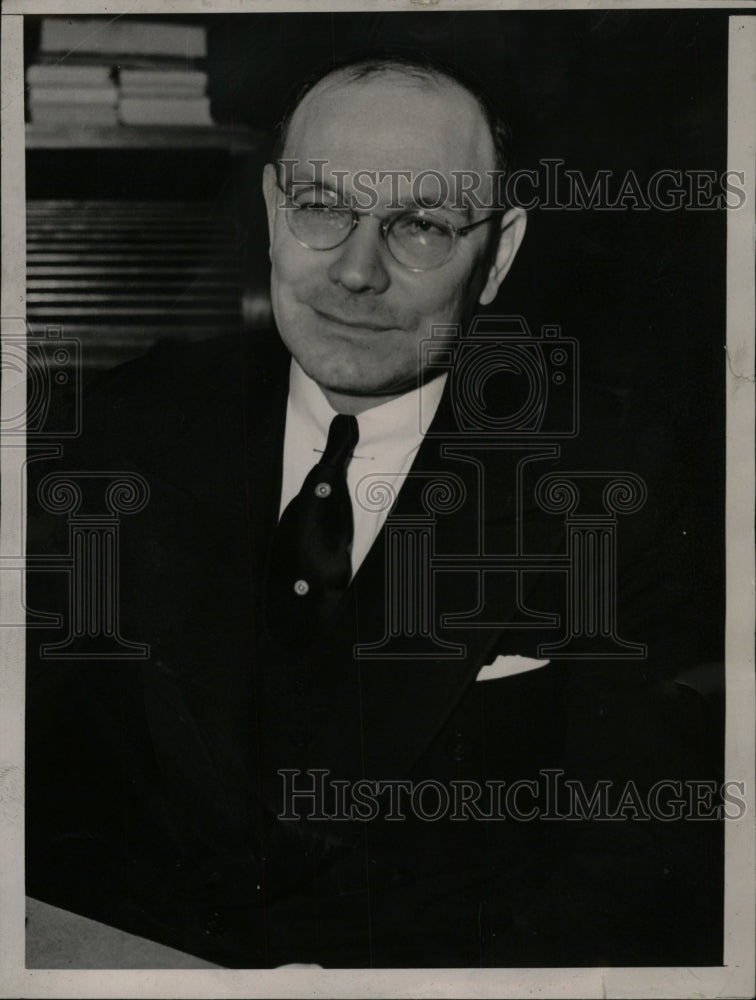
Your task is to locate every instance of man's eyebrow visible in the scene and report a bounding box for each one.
[404,193,473,221]
[285,173,342,190]
[285,176,348,200]
[287,177,336,189]
[284,175,476,220]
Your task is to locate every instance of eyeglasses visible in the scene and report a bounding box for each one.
[277,181,497,272]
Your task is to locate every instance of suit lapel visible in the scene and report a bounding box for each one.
[239,334,290,580]
[309,380,523,777]
[317,376,568,778]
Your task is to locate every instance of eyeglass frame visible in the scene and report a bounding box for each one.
[274,177,499,273]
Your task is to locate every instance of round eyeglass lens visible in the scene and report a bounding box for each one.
[288,206,353,249]
[387,213,454,270]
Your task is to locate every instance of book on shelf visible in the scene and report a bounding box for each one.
[28,104,120,126]
[27,64,114,86]
[39,18,207,59]
[28,86,118,106]
[119,96,213,127]
[119,68,207,91]
[26,71,119,123]
[119,83,208,101]
[33,53,202,70]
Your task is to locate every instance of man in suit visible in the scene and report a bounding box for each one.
[26,54,723,968]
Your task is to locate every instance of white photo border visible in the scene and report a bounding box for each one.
[1,3,754,997]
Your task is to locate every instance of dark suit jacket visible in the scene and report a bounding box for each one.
[26,330,723,968]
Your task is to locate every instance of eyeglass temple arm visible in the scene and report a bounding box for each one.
[458,214,500,235]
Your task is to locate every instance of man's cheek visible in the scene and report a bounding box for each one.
[277,263,321,308]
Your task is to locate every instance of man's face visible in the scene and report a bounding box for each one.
[262,71,525,412]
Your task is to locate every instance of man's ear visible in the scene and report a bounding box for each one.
[478,207,527,306]
[262,163,279,253]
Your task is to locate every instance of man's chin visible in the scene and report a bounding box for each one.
[298,354,411,395]
[306,366,422,413]
[323,376,409,397]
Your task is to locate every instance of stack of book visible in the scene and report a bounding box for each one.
[27,64,118,126]
[28,17,213,128]
[119,68,211,127]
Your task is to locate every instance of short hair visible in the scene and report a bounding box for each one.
[272,49,515,208]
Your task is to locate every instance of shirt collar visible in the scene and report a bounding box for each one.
[288,359,447,460]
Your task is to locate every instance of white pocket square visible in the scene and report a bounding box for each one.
[476,655,550,682]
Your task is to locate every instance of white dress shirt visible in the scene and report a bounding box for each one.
[279,360,447,576]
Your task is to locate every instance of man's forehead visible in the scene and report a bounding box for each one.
[283,70,497,180]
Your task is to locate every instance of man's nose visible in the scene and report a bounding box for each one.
[327,216,391,294]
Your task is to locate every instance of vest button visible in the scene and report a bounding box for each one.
[314,482,332,498]
[446,732,471,762]
[201,910,224,936]
[293,579,309,596]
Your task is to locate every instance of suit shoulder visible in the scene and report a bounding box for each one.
[85,330,287,408]
[67,330,289,468]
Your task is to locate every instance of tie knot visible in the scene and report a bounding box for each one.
[320,413,359,470]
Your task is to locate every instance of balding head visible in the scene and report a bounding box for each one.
[275,54,514,192]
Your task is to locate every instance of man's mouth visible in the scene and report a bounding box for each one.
[312,308,397,333]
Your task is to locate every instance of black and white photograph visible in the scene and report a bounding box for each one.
[1,2,754,997]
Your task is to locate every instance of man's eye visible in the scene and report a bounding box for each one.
[298,202,341,212]
[396,214,450,240]
[289,187,341,211]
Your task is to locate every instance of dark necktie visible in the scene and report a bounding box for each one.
[266,413,359,652]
